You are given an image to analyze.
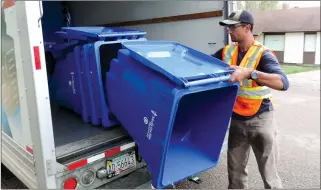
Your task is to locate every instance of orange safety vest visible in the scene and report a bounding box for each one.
[222,41,273,116]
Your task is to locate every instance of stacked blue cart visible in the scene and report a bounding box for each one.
[49,27,146,127]
[105,40,240,188]
[48,26,240,189]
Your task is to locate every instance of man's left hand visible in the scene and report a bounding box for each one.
[228,65,253,83]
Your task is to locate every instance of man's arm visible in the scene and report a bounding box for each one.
[228,50,290,91]
[255,50,290,91]
[248,69,285,90]
[211,48,223,60]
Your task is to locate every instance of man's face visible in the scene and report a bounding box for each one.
[226,24,250,42]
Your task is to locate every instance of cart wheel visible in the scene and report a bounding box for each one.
[188,176,202,184]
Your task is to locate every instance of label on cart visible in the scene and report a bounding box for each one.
[106,152,136,179]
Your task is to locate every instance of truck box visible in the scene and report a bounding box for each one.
[1,1,231,189]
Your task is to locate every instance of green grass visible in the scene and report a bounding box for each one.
[281,64,320,75]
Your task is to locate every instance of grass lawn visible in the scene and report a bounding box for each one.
[281,64,320,75]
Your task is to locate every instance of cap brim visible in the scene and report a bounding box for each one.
[219,19,241,26]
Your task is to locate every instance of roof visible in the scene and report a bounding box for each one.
[251,7,320,35]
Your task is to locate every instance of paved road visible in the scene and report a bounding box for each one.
[2,70,320,189]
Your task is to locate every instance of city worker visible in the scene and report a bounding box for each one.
[212,10,289,189]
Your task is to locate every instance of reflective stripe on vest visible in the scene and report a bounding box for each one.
[240,46,263,86]
[223,45,238,65]
[222,41,273,116]
[238,86,272,100]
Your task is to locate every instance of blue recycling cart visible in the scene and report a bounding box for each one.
[105,40,240,188]
[49,27,146,127]
[41,1,65,52]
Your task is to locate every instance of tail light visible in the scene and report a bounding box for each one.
[63,177,78,189]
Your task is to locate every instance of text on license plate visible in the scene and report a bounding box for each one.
[106,151,136,179]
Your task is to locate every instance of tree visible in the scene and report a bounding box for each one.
[236,1,279,12]
[258,1,279,10]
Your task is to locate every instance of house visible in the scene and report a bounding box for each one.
[252,7,320,65]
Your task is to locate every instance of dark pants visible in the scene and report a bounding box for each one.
[227,110,283,189]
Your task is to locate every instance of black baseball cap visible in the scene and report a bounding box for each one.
[219,10,254,26]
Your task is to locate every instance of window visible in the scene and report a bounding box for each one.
[304,34,316,52]
[264,35,285,51]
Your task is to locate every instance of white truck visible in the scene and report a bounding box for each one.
[1,1,233,189]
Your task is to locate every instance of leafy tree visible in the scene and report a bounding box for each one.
[237,1,279,11]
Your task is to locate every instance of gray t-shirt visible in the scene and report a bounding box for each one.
[212,48,290,120]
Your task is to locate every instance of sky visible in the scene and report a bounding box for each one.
[279,1,320,8]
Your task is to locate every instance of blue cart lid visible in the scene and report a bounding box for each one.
[121,41,234,87]
[55,27,146,41]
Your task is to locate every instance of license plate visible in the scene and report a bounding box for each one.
[106,152,136,179]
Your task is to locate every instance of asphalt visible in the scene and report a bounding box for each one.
[2,70,320,189]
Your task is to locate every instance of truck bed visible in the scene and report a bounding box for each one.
[50,101,131,164]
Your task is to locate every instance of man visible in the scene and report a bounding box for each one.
[212,10,289,189]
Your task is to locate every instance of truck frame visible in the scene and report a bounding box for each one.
[1,1,231,189]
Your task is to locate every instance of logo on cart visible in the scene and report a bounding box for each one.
[69,72,76,95]
[144,117,149,125]
[145,110,157,140]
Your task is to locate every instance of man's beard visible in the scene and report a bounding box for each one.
[231,36,237,42]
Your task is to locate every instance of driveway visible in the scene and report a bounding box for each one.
[2,71,320,189]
